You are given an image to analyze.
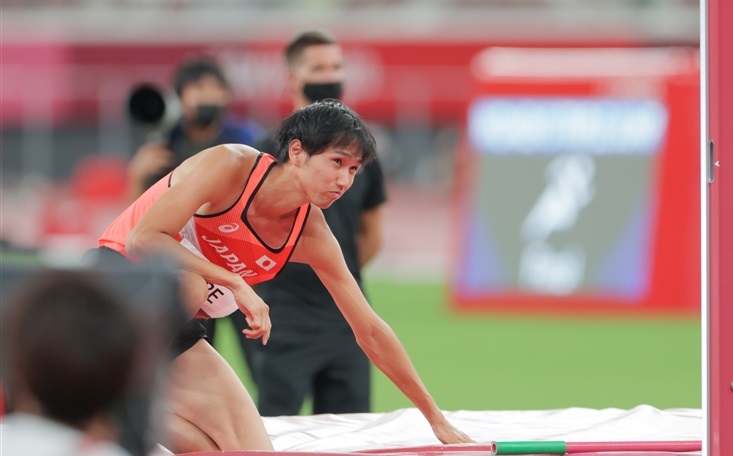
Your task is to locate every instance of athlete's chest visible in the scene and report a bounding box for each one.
[244,212,297,250]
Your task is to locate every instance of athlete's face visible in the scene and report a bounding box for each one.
[292,142,362,209]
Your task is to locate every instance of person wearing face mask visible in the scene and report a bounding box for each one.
[126,57,262,201]
[206,29,388,417]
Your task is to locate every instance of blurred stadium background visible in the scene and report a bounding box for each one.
[1,0,701,412]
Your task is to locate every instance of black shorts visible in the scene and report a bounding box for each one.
[170,318,208,357]
[86,247,207,358]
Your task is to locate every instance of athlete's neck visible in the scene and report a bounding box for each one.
[248,163,307,219]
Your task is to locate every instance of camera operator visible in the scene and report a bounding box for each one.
[127,56,262,201]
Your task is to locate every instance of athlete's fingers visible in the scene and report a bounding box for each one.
[246,312,267,330]
[242,326,270,344]
[242,305,263,328]
[242,328,267,337]
[240,301,267,327]
[233,291,270,345]
[246,315,261,329]
[236,290,270,343]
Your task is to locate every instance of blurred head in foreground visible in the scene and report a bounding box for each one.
[1,268,157,456]
[3,269,144,423]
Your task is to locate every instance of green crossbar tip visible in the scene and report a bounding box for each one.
[491,441,568,455]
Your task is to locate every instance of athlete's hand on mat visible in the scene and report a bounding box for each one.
[431,419,474,445]
[232,284,271,345]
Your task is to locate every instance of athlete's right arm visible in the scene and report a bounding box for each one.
[125,144,271,343]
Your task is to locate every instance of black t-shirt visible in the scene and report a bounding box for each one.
[254,133,387,331]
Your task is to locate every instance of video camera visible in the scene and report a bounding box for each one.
[126,83,181,144]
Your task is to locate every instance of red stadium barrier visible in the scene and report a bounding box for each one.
[0,39,671,128]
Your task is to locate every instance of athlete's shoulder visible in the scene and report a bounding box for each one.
[302,205,329,239]
[196,143,264,168]
[291,204,332,265]
[173,144,260,187]
[210,143,259,159]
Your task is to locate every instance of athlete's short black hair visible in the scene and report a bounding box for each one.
[172,56,230,96]
[273,99,376,165]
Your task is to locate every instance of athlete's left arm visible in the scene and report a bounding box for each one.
[292,209,473,445]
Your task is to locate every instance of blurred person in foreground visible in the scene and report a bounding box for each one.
[127,56,262,200]
[210,29,387,416]
[96,99,473,452]
[1,270,150,456]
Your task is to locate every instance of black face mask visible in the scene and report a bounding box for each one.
[302,82,343,103]
[192,104,224,128]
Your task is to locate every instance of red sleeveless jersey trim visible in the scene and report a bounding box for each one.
[99,153,311,285]
[181,153,311,285]
[98,173,173,257]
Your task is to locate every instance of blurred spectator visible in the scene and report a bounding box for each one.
[208,29,387,416]
[126,56,262,200]
[0,257,186,456]
[1,269,147,456]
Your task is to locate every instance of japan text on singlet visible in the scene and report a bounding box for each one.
[98,152,311,317]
